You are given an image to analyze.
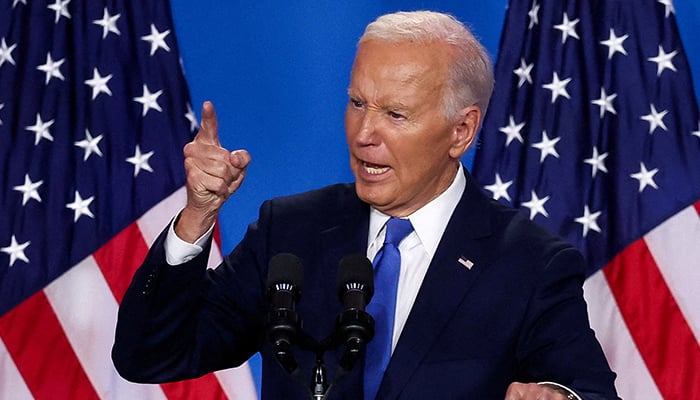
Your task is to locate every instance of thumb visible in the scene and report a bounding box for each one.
[195,101,221,146]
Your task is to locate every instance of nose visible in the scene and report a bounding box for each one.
[353,111,379,146]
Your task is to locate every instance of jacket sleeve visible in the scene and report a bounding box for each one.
[112,214,270,383]
[515,243,620,400]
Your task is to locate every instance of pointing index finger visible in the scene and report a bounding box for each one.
[195,101,220,146]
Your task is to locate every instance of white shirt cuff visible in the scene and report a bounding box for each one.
[164,212,215,265]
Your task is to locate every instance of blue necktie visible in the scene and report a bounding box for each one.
[364,217,414,400]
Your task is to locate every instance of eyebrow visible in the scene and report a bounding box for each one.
[346,89,409,109]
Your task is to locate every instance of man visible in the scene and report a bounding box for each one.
[113,11,619,399]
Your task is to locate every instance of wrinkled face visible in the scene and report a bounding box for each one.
[345,39,478,217]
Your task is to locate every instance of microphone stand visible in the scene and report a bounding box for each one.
[311,357,328,400]
[268,309,374,400]
[267,253,375,400]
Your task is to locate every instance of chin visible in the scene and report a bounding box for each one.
[354,183,377,203]
[354,184,389,209]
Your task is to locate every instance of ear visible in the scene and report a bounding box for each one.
[448,105,482,159]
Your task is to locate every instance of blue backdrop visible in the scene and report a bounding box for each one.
[168,0,700,393]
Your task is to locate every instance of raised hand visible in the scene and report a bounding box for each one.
[176,101,251,242]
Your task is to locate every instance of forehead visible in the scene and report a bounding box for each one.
[349,40,451,100]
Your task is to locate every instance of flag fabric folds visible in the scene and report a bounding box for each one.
[0,0,256,398]
[472,0,700,398]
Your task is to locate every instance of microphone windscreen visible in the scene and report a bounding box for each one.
[337,254,374,301]
[268,253,303,289]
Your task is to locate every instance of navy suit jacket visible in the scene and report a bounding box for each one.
[113,172,619,399]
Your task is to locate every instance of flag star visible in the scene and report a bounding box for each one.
[133,84,163,116]
[93,7,121,39]
[583,146,609,178]
[141,24,171,56]
[600,28,628,59]
[692,121,700,139]
[485,173,513,202]
[1,235,31,267]
[185,103,198,131]
[648,45,677,76]
[74,129,104,161]
[47,0,71,23]
[591,88,617,118]
[13,0,27,7]
[630,162,659,192]
[84,68,113,99]
[542,72,572,103]
[554,13,580,44]
[528,2,540,29]
[657,0,675,18]
[522,190,550,220]
[13,174,43,205]
[66,191,95,222]
[0,103,4,125]
[575,205,602,237]
[499,115,525,146]
[531,130,561,162]
[126,145,155,177]
[513,58,534,88]
[0,37,18,67]
[25,113,55,145]
[37,52,66,84]
[640,104,668,134]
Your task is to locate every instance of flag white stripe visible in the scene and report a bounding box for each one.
[137,187,187,246]
[0,338,34,400]
[44,255,167,400]
[644,204,700,344]
[215,364,259,400]
[583,271,663,400]
[209,240,224,268]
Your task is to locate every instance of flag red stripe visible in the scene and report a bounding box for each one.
[93,222,150,303]
[694,199,700,215]
[0,292,100,400]
[214,223,223,248]
[160,375,229,400]
[604,239,700,399]
[93,222,228,400]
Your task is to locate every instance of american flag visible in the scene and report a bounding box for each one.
[472,0,700,398]
[0,0,256,398]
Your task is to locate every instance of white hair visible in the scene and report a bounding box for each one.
[359,11,494,119]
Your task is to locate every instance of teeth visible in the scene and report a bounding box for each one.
[363,162,390,175]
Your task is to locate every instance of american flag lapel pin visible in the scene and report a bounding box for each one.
[458,256,474,270]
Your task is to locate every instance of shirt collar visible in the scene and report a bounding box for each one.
[368,165,466,258]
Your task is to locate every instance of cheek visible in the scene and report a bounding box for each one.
[396,136,450,175]
[344,108,362,134]
[393,138,432,168]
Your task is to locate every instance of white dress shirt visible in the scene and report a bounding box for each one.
[366,166,465,352]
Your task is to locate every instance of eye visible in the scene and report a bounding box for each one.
[349,98,364,109]
[388,111,405,120]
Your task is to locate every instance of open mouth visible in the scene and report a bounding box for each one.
[362,161,390,175]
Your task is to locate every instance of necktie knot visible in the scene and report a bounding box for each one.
[383,217,413,247]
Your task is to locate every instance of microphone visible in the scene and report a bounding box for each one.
[335,254,375,370]
[266,253,303,374]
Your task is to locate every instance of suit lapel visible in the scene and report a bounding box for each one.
[318,187,370,272]
[379,174,496,399]
[316,188,370,398]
